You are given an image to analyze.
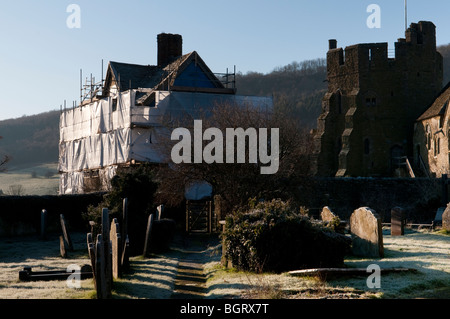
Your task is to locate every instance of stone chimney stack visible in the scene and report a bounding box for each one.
[329,39,337,50]
[157,33,183,67]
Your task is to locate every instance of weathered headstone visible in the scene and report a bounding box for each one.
[110,218,122,279]
[59,236,67,258]
[391,207,405,236]
[101,208,112,295]
[350,207,384,258]
[443,204,450,231]
[95,234,108,299]
[321,206,337,223]
[60,214,73,251]
[143,214,154,257]
[40,209,47,240]
[121,198,130,270]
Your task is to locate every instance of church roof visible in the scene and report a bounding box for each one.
[417,82,450,121]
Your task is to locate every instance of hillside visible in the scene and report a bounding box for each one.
[438,43,450,84]
[0,110,60,168]
[236,58,327,127]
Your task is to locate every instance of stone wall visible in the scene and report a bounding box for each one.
[295,177,442,223]
[0,193,105,237]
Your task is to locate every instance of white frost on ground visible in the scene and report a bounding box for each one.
[0,228,449,299]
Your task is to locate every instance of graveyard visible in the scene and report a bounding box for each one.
[0,201,449,299]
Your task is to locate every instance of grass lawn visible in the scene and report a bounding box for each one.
[0,162,59,196]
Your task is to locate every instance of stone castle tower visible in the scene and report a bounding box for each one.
[312,21,443,177]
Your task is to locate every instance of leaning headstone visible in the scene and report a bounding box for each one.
[60,214,73,251]
[40,209,47,240]
[443,205,450,231]
[350,207,384,258]
[121,198,128,248]
[321,206,337,223]
[121,198,129,269]
[110,218,122,279]
[143,214,154,257]
[391,207,405,236]
[59,236,67,258]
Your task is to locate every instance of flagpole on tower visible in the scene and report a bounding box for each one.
[405,0,408,31]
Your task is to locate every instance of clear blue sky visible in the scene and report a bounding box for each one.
[0,0,450,121]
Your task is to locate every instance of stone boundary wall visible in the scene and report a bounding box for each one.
[296,177,443,223]
[0,193,105,237]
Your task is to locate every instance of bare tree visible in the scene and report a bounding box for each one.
[7,184,24,196]
[153,100,313,212]
[0,136,10,172]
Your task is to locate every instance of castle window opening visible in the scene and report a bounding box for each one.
[434,137,440,157]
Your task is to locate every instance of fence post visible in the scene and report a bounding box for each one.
[40,209,47,240]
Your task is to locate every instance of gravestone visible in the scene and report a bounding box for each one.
[121,198,130,270]
[110,218,122,279]
[434,207,445,225]
[101,208,112,295]
[391,207,405,236]
[95,234,108,299]
[143,214,154,257]
[60,214,73,251]
[59,236,67,258]
[350,207,384,258]
[321,206,337,223]
[443,205,450,231]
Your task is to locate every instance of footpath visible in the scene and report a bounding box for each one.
[170,233,220,299]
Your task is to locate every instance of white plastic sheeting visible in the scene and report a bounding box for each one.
[59,166,117,195]
[59,89,273,194]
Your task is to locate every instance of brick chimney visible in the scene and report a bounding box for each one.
[157,33,182,67]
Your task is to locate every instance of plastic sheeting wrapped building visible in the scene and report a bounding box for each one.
[58,33,273,194]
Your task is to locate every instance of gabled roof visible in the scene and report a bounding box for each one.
[107,62,163,91]
[102,51,230,101]
[417,82,450,121]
